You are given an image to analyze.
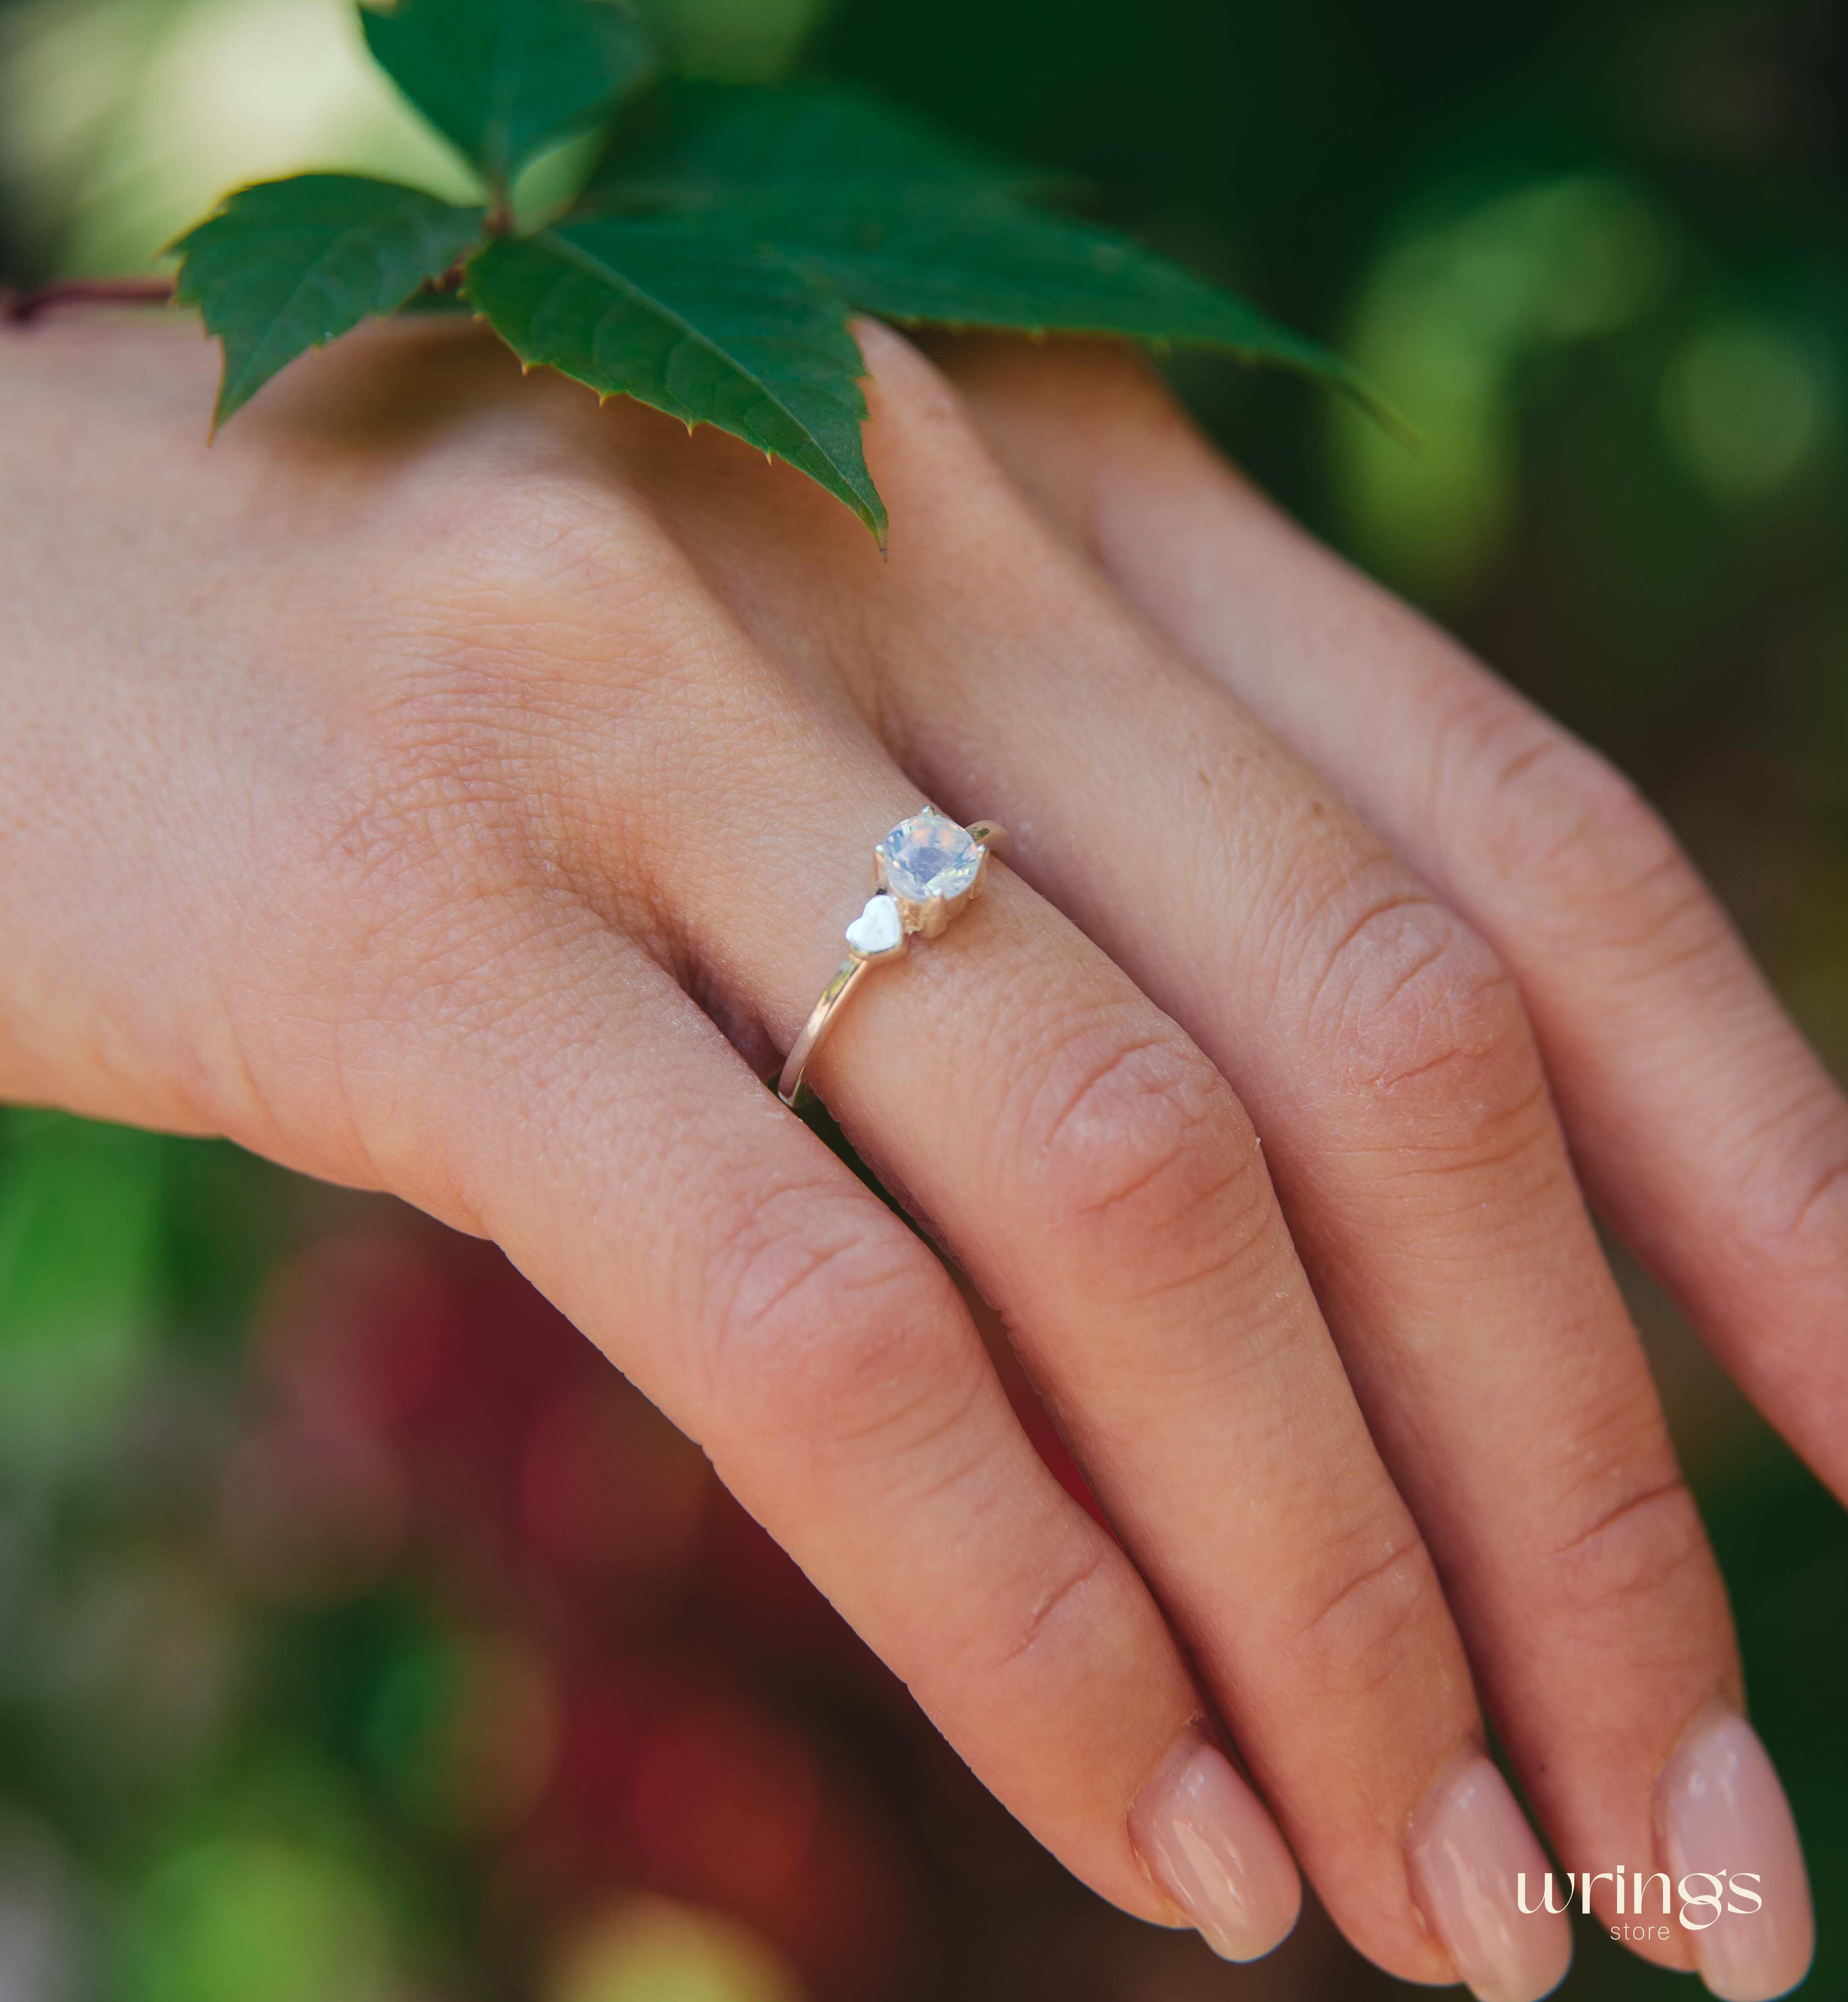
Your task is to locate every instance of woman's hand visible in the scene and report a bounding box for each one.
[1,315,1835,2002]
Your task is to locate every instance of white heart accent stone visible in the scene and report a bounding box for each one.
[845,893,904,960]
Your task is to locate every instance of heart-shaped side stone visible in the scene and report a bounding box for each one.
[844,893,905,961]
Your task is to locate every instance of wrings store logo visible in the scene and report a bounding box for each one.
[1519,1870,1762,1943]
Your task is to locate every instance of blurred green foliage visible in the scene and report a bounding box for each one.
[0,2,1844,1998]
[0,1115,165,1470]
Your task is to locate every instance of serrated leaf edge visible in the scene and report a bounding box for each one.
[471,227,888,540]
[171,179,487,428]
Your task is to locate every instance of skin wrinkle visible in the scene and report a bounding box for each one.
[1068,1279,1306,1423]
[963,1003,1301,1357]
[948,1522,1180,1828]
[992,1533,1118,1667]
[1088,1173,1284,1323]
[1440,704,1710,959]
[1721,1080,1848,1236]
[293,630,656,1189]
[1346,1080,1562,1193]
[1301,919,1531,1118]
[1470,1414,1685,1598]
[1165,751,1354,998]
[698,1181,939,1410]
[1288,1538,1447,1705]
[1546,1476,1710,1608]
[1025,1033,1235,1227]
[360,565,820,1021]
[1786,1148,1848,1245]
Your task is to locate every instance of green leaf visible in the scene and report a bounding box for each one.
[753,198,1357,393]
[466,215,884,538]
[361,0,654,201]
[584,79,1060,210]
[583,81,1385,418]
[173,175,487,425]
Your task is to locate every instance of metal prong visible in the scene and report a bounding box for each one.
[778,811,1002,1111]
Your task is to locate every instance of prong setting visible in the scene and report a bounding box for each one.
[778,806,1005,1108]
[872,806,1000,937]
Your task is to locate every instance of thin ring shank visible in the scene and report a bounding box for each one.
[777,817,1003,1109]
[778,953,873,1107]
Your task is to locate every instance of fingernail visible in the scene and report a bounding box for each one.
[1128,1727,1301,1961]
[1407,1752,1572,2002]
[1656,1703,1814,2002]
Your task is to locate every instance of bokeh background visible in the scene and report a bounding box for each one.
[0,0,1843,1997]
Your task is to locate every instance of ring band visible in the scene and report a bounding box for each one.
[776,807,1006,1110]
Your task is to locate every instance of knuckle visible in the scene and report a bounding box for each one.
[1014,1012,1267,1279]
[1726,1085,1848,1270]
[1288,1527,1450,1703]
[306,526,732,942]
[1470,713,1716,961]
[699,1179,973,1462]
[393,460,750,736]
[1546,1470,1719,1632]
[971,1531,1139,1692]
[1301,878,1542,1135]
[1778,1134,1848,1252]
[412,460,654,613]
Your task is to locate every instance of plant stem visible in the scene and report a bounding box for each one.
[6,277,177,323]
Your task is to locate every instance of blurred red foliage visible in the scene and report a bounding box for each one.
[239,1224,918,1999]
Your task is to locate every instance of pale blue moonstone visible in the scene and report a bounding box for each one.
[878,811,981,902]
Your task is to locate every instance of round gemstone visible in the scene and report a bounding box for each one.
[878,811,982,903]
